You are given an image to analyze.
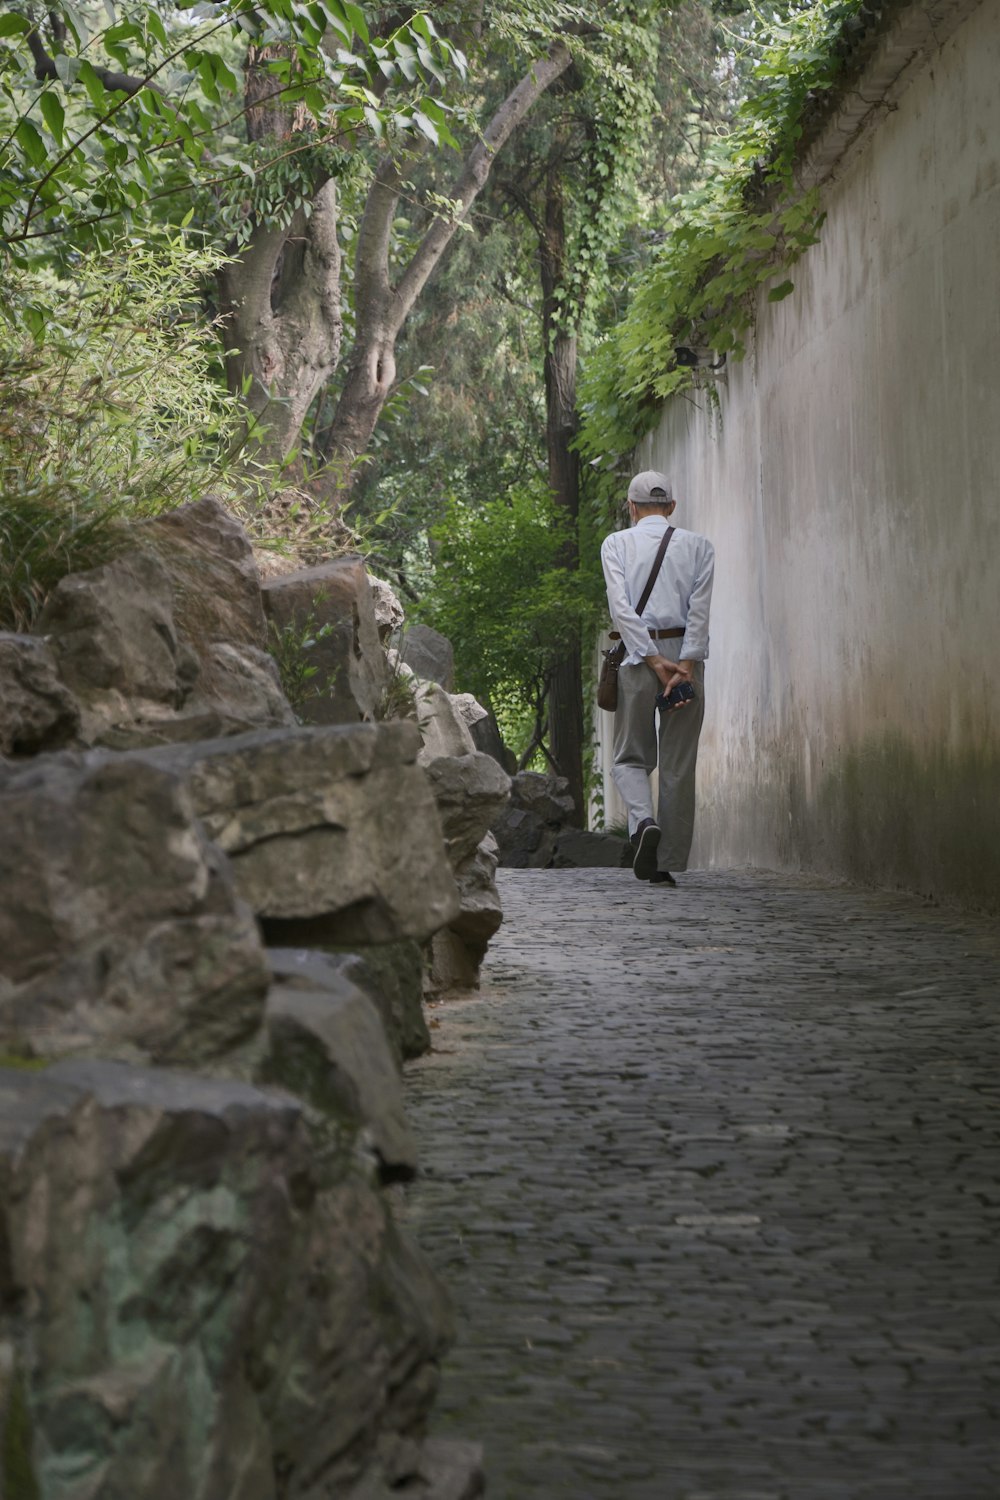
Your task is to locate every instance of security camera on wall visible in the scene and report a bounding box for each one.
[674,346,727,371]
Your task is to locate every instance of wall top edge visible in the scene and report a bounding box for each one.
[792,0,988,189]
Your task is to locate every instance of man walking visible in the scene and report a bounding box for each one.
[600,471,715,886]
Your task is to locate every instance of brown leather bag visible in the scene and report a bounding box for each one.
[597,526,675,712]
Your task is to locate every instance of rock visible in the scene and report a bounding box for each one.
[450,835,504,956]
[468,706,517,773]
[0,632,81,755]
[551,827,634,868]
[450,693,488,732]
[140,495,268,652]
[340,941,430,1061]
[510,769,576,824]
[492,771,579,868]
[427,929,481,995]
[415,682,477,763]
[422,752,511,868]
[400,624,455,690]
[38,550,199,728]
[368,574,407,642]
[262,556,389,724]
[269,945,430,1063]
[262,953,418,1181]
[427,836,503,996]
[0,749,270,1063]
[187,641,296,728]
[347,1438,485,1499]
[491,805,556,870]
[141,721,461,946]
[0,1058,452,1498]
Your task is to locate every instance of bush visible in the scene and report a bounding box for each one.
[414,483,601,758]
[0,238,243,630]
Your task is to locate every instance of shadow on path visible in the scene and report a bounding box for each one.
[401,869,1000,1500]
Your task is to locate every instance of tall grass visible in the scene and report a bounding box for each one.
[0,239,244,631]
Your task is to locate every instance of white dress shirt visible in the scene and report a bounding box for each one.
[600,515,715,665]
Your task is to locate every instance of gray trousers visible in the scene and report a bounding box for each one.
[612,659,706,871]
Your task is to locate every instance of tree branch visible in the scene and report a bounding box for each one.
[390,40,572,332]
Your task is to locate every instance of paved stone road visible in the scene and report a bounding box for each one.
[400,869,1000,1500]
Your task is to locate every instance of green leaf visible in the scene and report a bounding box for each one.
[0,13,30,38]
[39,91,65,144]
[767,279,795,302]
[15,118,47,168]
[78,60,108,110]
[343,2,368,42]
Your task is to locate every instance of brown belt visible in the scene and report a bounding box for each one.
[609,627,684,640]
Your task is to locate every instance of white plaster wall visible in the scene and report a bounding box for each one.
[601,0,1000,909]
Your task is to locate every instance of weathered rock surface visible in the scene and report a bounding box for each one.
[141,721,461,946]
[187,641,296,728]
[39,549,199,729]
[0,1059,453,1499]
[141,494,269,652]
[262,556,389,724]
[368,573,407,642]
[423,752,511,868]
[400,624,455,691]
[492,771,631,869]
[492,805,556,869]
[33,498,294,746]
[0,750,269,1063]
[0,632,80,755]
[552,826,633,869]
[467,705,516,772]
[492,770,576,869]
[264,948,418,1179]
[415,682,477,764]
[346,1438,485,1500]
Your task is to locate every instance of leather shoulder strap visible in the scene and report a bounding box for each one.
[635,526,674,618]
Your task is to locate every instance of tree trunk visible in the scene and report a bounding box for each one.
[322,41,573,486]
[540,156,585,824]
[218,179,343,465]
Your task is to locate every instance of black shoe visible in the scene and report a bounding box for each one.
[632,820,661,880]
[650,870,676,886]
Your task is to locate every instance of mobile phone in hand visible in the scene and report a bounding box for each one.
[655,681,696,713]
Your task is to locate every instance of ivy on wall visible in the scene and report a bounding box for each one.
[577,0,882,483]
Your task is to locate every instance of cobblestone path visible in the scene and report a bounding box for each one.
[400,869,1000,1500]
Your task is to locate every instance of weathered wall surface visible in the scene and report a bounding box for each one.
[612,0,1000,910]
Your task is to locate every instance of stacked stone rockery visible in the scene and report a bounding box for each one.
[492,770,632,870]
[0,500,485,1500]
[381,642,511,996]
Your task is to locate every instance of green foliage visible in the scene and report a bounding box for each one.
[266,609,335,716]
[414,484,601,752]
[0,237,243,629]
[578,0,866,480]
[0,2,468,252]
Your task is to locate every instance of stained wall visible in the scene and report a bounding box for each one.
[600,0,1000,911]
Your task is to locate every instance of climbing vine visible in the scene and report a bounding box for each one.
[577,0,877,482]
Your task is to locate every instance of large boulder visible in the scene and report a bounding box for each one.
[141,721,461,947]
[492,770,576,869]
[38,549,199,732]
[140,494,269,652]
[262,556,389,724]
[422,752,511,868]
[263,948,418,1180]
[0,632,80,756]
[552,826,633,869]
[0,1060,454,1499]
[399,624,454,690]
[415,682,477,763]
[0,749,269,1063]
[36,499,295,746]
